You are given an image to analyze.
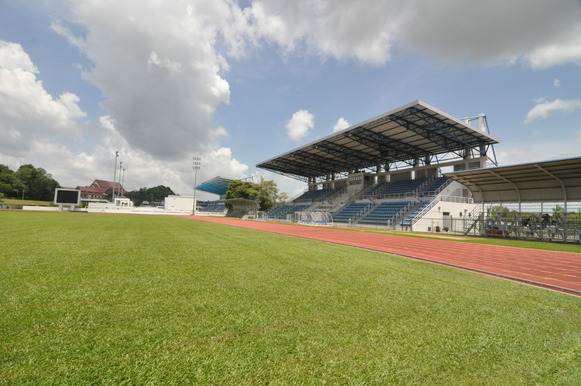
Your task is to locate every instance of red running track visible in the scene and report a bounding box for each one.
[186,216,581,297]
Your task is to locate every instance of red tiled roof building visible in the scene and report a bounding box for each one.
[76,179,126,199]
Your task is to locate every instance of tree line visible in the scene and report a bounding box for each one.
[125,185,175,206]
[0,162,288,210]
[0,163,177,205]
[489,205,581,221]
[0,164,60,201]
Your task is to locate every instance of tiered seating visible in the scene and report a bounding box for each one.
[267,204,309,219]
[294,188,339,203]
[420,176,449,196]
[333,203,372,223]
[366,182,389,197]
[267,205,291,218]
[359,201,413,225]
[401,201,431,226]
[377,178,427,196]
[202,202,226,212]
[284,204,309,218]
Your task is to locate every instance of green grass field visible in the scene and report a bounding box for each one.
[1,211,579,384]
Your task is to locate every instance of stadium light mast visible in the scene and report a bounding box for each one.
[117,161,123,198]
[192,156,202,215]
[121,167,126,196]
[112,150,119,202]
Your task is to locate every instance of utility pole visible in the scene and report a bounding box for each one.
[192,156,202,215]
[112,151,119,202]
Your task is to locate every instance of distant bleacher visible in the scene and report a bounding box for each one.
[267,205,290,218]
[202,202,227,212]
[267,204,310,219]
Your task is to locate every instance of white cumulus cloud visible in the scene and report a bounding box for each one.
[61,0,237,161]
[0,37,247,195]
[245,0,409,65]
[5,0,581,195]
[0,40,86,158]
[44,0,251,193]
[241,0,581,68]
[524,98,581,124]
[332,117,350,133]
[525,31,581,68]
[286,109,314,142]
[401,0,581,67]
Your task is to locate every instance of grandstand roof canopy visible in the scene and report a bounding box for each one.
[257,100,499,181]
[196,176,232,196]
[445,157,581,204]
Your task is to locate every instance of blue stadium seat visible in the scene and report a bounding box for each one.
[420,177,449,196]
[201,202,227,212]
[359,201,413,225]
[369,179,428,198]
[333,202,371,223]
[267,204,310,219]
[293,188,341,203]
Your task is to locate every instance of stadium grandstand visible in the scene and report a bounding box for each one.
[257,100,581,243]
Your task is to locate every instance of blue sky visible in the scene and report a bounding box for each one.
[1,0,580,199]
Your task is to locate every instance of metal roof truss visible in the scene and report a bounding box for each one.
[257,101,499,180]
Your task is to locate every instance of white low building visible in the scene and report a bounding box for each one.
[164,195,195,214]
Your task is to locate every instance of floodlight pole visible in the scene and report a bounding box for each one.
[118,161,123,199]
[121,167,126,195]
[192,156,202,215]
[112,151,119,202]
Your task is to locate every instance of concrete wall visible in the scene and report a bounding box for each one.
[412,200,479,233]
[22,206,60,212]
[165,195,195,214]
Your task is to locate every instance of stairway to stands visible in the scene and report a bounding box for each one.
[401,201,431,226]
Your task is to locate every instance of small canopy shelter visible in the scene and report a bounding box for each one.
[224,198,260,218]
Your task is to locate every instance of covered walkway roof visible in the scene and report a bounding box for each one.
[257,100,499,181]
[445,157,581,204]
